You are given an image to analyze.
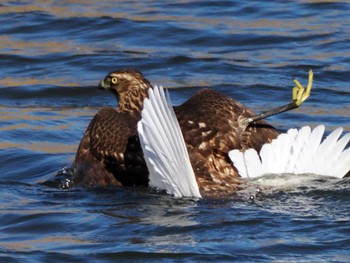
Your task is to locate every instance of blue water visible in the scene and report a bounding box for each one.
[1,1,350,262]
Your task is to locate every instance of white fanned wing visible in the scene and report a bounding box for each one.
[137,85,201,198]
[229,125,350,179]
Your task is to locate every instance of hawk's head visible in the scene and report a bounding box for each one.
[99,69,152,115]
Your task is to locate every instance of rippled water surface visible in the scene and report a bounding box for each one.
[1,1,350,262]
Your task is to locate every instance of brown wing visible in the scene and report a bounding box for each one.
[175,89,279,196]
[72,107,148,187]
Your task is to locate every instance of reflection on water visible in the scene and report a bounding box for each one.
[0,35,96,57]
[0,106,91,153]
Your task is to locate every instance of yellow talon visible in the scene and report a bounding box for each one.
[242,70,314,127]
[292,85,299,101]
[292,69,313,106]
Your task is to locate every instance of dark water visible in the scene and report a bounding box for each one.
[1,1,350,262]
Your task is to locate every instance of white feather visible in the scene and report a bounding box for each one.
[333,147,350,178]
[289,126,312,174]
[228,150,248,178]
[229,125,350,179]
[259,129,298,174]
[260,141,277,174]
[272,133,293,172]
[295,125,325,174]
[312,127,343,175]
[323,130,350,178]
[244,149,262,178]
[283,128,298,172]
[137,85,201,198]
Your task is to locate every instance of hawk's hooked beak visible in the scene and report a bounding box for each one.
[98,79,110,90]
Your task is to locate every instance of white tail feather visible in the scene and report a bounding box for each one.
[288,126,311,174]
[229,150,248,178]
[137,85,201,198]
[229,125,350,179]
[296,125,324,174]
[334,147,350,178]
[244,149,262,178]
[312,127,343,175]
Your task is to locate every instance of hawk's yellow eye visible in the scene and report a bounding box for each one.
[111,77,118,84]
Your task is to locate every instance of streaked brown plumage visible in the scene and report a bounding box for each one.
[72,69,151,187]
[71,69,278,195]
[174,88,278,195]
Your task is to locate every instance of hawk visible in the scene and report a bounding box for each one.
[70,69,278,195]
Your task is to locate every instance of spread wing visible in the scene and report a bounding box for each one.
[88,108,137,161]
[230,125,350,179]
[138,86,201,198]
[174,89,278,195]
[175,89,278,152]
[73,107,148,187]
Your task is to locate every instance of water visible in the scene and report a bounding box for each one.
[1,0,350,261]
